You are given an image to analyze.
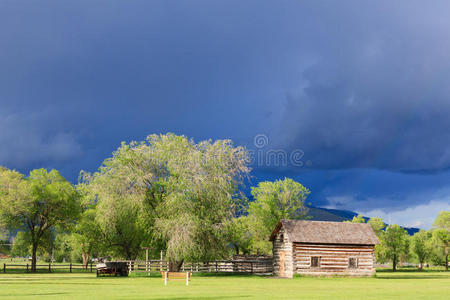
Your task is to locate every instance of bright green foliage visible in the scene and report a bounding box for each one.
[0,167,80,271]
[432,229,449,271]
[247,178,310,254]
[432,211,450,271]
[411,230,432,269]
[80,133,250,268]
[434,211,450,231]
[226,216,253,255]
[377,224,409,271]
[345,214,366,223]
[368,217,385,236]
[53,233,75,263]
[10,231,31,257]
[71,207,102,266]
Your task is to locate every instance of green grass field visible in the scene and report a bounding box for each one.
[0,269,448,299]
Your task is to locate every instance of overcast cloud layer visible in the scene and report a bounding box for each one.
[1,1,449,228]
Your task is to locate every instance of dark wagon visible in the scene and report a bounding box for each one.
[96,262,128,277]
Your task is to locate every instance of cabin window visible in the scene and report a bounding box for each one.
[311,256,320,268]
[348,257,358,269]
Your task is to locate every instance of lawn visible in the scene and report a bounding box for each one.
[0,269,448,299]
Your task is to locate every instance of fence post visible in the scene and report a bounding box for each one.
[27,264,29,273]
[3,263,6,273]
[90,263,93,273]
[49,263,51,273]
[70,263,72,273]
[186,272,189,286]
[251,262,253,274]
[215,261,218,273]
[164,271,167,286]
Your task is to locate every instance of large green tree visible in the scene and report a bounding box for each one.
[377,224,409,271]
[80,133,250,270]
[0,167,80,271]
[72,207,102,267]
[247,178,310,254]
[433,211,450,271]
[411,230,432,269]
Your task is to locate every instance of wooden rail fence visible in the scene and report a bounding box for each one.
[2,259,273,275]
[2,263,94,273]
[125,259,273,275]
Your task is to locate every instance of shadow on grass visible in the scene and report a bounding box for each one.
[129,272,265,278]
[376,268,447,273]
[150,296,250,300]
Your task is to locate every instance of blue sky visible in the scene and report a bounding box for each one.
[1,1,449,228]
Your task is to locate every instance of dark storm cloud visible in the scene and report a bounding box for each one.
[1,1,450,227]
[274,1,450,172]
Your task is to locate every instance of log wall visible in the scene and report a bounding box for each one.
[272,227,294,277]
[293,243,376,276]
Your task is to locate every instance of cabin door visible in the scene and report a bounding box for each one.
[279,251,286,277]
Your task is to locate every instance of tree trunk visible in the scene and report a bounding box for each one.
[392,255,397,272]
[82,253,90,269]
[168,260,184,272]
[31,242,38,272]
[446,252,448,272]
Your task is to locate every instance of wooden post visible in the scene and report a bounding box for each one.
[251,262,253,274]
[160,250,163,271]
[215,261,218,273]
[90,263,93,273]
[186,272,189,286]
[26,264,29,273]
[70,263,72,273]
[164,271,167,286]
[49,263,51,273]
[3,263,5,273]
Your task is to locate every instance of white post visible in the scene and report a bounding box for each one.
[146,249,149,276]
[164,271,167,286]
[186,272,189,286]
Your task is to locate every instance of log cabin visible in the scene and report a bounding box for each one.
[270,220,379,278]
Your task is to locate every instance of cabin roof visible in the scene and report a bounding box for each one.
[269,219,380,245]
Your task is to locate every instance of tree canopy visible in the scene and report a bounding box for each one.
[0,167,80,271]
[246,178,310,253]
[80,133,250,270]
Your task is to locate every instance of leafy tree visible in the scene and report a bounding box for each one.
[71,207,102,267]
[434,211,450,231]
[53,233,74,263]
[0,167,80,271]
[80,134,250,270]
[377,224,409,271]
[247,178,310,254]
[345,214,366,223]
[433,211,450,271]
[411,230,432,269]
[368,217,385,235]
[10,231,31,257]
[227,216,253,255]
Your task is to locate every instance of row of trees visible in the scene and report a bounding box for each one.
[1,133,449,272]
[345,211,450,271]
[0,134,309,272]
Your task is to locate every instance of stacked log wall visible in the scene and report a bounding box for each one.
[293,243,375,276]
[272,227,294,277]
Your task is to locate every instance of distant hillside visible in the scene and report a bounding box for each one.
[306,206,419,235]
